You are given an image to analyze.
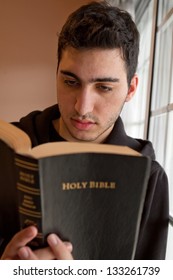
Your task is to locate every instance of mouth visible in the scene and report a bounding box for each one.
[71,118,96,130]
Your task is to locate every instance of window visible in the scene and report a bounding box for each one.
[122,0,173,259]
[148,0,173,259]
[121,0,155,139]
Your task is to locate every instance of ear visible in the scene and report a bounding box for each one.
[125,74,138,102]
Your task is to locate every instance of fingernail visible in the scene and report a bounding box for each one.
[64,242,73,252]
[47,234,59,246]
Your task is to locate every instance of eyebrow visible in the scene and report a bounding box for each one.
[60,70,120,83]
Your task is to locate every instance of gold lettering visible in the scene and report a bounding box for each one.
[100,182,105,188]
[62,181,116,190]
[22,195,36,209]
[62,183,70,190]
[24,219,37,227]
[69,183,76,189]
[19,171,35,184]
[89,181,116,189]
[81,182,88,189]
[62,182,88,190]
[89,181,96,188]
[110,182,116,189]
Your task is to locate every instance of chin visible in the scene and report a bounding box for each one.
[73,134,99,143]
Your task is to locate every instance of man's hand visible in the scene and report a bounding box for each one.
[1,226,73,260]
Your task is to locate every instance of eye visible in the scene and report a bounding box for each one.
[97,84,113,92]
[64,79,80,88]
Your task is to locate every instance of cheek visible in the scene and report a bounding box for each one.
[110,90,128,106]
[101,94,125,109]
[97,95,126,118]
[57,91,76,115]
[57,86,74,104]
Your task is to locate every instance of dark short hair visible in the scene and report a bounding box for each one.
[57,1,139,85]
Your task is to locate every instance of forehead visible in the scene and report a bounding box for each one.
[58,47,126,78]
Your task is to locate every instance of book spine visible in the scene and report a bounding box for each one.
[14,155,44,247]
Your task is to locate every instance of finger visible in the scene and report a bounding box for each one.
[1,226,38,260]
[17,246,38,260]
[18,245,69,260]
[64,241,73,253]
[18,246,55,260]
[47,234,73,260]
[30,243,72,260]
[31,247,55,260]
[19,242,73,260]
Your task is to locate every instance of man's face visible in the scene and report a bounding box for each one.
[56,47,137,143]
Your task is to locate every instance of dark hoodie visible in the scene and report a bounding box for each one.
[11,105,169,259]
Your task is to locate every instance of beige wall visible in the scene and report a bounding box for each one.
[0,0,88,121]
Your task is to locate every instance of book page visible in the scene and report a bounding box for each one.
[29,141,141,159]
[0,119,31,154]
[0,119,141,159]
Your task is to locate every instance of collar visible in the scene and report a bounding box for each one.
[105,117,143,153]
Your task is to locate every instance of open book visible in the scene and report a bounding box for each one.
[0,119,151,259]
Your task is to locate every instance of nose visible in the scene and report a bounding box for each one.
[74,88,94,116]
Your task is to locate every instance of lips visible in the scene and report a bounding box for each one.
[71,118,95,130]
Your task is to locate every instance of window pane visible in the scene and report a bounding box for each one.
[166,223,173,259]
[158,0,173,25]
[148,114,167,166]
[170,59,173,103]
[151,20,173,110]
[122,1,154,138]
[165,111,173,216]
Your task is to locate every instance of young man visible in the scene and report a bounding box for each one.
[1,1,169,260]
